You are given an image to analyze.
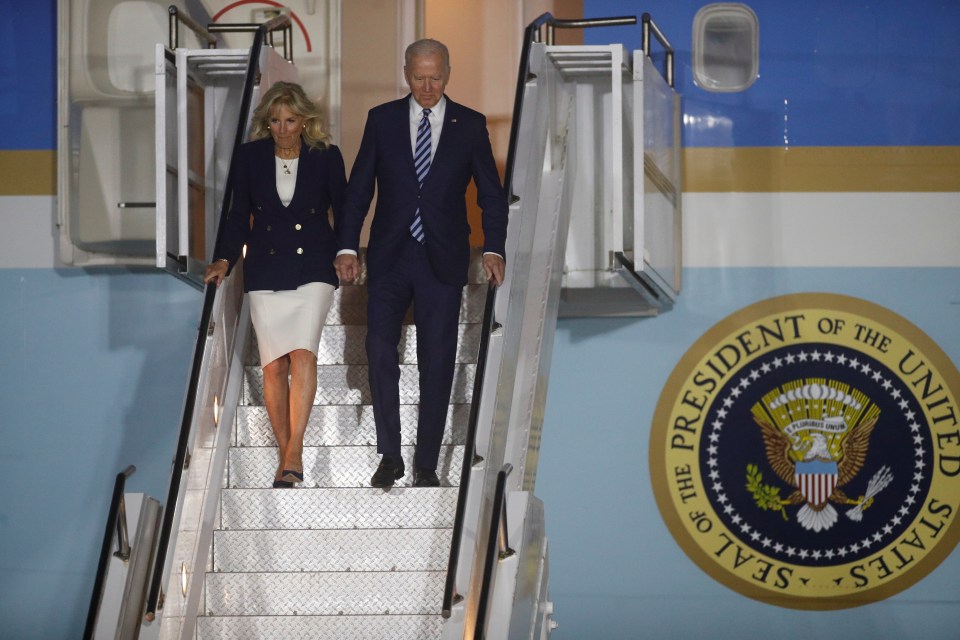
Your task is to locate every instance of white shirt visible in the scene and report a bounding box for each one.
[275,156,298,206]
[409,95,445,159]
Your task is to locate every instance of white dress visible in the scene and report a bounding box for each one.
[247,155,335,366]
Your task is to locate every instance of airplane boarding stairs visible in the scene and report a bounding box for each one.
[87,12,681,639]
[193,269,485,637]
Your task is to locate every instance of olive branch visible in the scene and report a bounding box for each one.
[746,464,788,520]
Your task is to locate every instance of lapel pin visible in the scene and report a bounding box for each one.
[451,118,457,123]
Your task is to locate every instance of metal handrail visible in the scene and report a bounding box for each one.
[544,16,637,45]
[442,283,497,616]
[641,12,675,87]
[504,12,553,203]
[83,465,136,640]
[441,12,556,617]
[143,284,215,622]
[143,16,289,623]
[474,463,514,639]
[443,10,663,620]
[167,5,216,49]
[207,14,295,63]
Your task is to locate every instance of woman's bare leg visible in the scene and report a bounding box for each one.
[283,348,318,479]
[262,355,291,482]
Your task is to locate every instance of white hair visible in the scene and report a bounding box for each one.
[404,38,450,71]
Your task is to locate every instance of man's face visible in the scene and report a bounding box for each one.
[405,52,449,109]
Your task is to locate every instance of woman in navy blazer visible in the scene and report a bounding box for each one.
[205,81,346,488]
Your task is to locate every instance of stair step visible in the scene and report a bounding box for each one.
[195,614,443,640]
[241,364,476,406]
[234,403,469,447]
[227,445,464,488]
[213,527,453,572]
[220,487,458,530]
[203,570,446,616]
[247,322,481,366]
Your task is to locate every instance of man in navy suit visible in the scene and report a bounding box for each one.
[335,38,508,488]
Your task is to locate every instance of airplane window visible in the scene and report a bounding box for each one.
[692,3,759,92]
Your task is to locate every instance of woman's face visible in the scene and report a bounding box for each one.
[268,103,305,149]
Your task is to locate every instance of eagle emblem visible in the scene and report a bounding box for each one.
[749,379,890,532]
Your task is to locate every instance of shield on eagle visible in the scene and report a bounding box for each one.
[794,459,839,507]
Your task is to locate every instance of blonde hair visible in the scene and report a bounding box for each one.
[249,81,331,150]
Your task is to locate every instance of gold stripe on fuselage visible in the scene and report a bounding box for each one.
[684,146,960,192]
[0,151,56,196]
[4,147,959,196]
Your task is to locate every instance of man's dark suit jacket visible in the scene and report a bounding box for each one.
[214,136,346,292]
[337,96,508,286]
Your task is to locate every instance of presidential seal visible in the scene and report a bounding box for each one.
[650,294,960,609]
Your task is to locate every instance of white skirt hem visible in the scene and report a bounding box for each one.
[247,281,335,367]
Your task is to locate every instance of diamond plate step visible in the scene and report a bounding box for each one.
[241,364,476,406]
[220,487,458,530]
[203,570,446,616]
[247,322,482,366]
[227,445,465,488]
[234,403,469,447]
[213,527,453,572]
[196,614,443,640]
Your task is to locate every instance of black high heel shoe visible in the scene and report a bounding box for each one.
[273,465,294,488]
[280,468,304,484]
[280,453,304,484]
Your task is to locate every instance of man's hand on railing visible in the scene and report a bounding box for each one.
[482,253,505,286]
[204,259,229,287]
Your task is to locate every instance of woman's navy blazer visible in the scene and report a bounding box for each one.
[213,136,346,292]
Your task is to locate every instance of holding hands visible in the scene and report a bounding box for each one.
[334,253,360,283]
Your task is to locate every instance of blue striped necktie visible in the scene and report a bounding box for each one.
[410,108,432,243]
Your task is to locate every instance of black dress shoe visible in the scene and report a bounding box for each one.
[413,468,440,488]
[370,456,405,488]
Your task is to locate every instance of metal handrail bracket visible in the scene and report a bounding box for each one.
[474,464,514,639]
[167,5,216,50]
[641,12,675,87]
[83,465,136,640]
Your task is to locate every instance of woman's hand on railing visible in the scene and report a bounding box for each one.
[204,259,229,287]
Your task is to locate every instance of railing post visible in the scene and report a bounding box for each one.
[114,495,131,562]
[167,5,217,50]
[641,12,675,87]
[497,497,515,561]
